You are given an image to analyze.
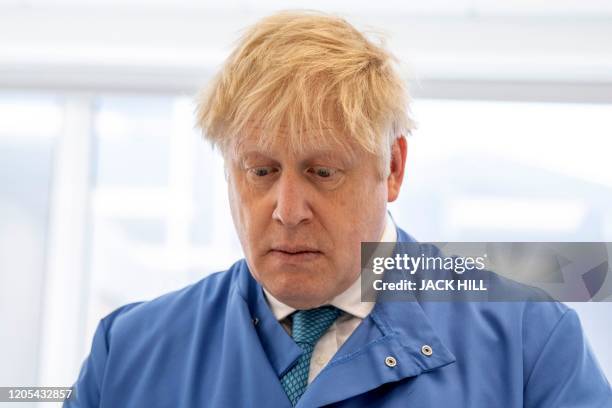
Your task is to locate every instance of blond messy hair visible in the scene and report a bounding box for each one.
[196,10,415,176]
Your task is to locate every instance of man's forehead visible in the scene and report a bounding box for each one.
[231,126,360,161]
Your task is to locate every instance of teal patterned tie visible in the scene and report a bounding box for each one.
[280,306,341,406]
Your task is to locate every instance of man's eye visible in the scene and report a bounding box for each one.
[309,167,336,178]
[250,167,277,177]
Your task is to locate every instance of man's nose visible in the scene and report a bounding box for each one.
[271,171,313,227]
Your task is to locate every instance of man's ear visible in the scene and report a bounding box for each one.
[387,136,408,202]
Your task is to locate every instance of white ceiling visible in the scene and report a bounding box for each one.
[1,2,611,95]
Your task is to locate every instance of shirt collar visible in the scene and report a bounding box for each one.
[263,212,397,321]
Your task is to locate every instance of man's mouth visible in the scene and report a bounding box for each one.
[269,246,323,262]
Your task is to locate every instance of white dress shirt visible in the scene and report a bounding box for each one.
[263,213,397,383]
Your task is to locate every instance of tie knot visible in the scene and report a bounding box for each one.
[291,306,341,345]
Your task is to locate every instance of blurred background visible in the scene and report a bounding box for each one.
[1,0,611,405]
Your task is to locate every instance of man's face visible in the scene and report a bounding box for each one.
[226,127,401,309]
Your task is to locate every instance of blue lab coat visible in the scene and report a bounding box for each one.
[66,227,611,407]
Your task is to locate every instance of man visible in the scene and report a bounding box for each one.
[67,11,611,407]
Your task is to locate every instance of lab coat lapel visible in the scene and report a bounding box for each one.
[227,261,302,407]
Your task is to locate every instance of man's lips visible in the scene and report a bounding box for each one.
[268,246,323,262]
[270,245,321,254]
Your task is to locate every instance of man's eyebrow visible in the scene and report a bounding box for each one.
[234,148,355,166]
[302,150,355,165]
[235,150,277,165]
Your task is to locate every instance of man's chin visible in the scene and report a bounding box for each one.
[258,259,326,282]
[264,277,335,309]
